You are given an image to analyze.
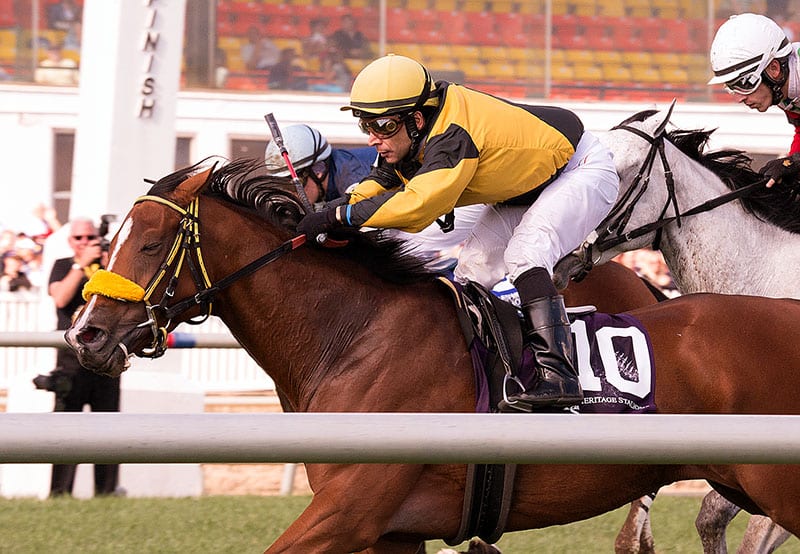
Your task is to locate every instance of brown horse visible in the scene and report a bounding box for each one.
[66,160,800,553]
[562,258,662,313]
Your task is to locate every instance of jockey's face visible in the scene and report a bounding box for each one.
[728,60,787,113]
[302,160,328,204]
[730,81,774,112]
[366,111,424,164]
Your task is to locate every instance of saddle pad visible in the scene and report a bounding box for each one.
[473,311,656,414]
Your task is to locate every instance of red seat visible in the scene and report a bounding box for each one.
[554,14,599,50]
[409,8,439,35]
[465,11,496,37]
[494,12,525,36]
[387,24,415,44]
[654,21,692,53]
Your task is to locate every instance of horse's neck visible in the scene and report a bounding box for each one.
[658,160,800,298]
[204,226,397,410]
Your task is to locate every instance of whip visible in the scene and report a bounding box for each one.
[264,113,315,214]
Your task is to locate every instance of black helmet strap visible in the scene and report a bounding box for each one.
[403,67,433,155]
[764,57,790,105]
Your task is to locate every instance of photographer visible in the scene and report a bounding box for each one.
[37,216,121,497]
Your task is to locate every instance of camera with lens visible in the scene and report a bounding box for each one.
[32,369,73,396]
[90,214,117,266]
[98,213,117,254]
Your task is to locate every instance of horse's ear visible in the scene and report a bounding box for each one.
[653,99,677,138]
[175,165,216,202]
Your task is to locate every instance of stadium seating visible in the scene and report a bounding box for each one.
[4,0,720,101]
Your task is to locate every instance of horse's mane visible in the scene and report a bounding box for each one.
[667,128,800,233]
[150,158,438,285]
[620,110,800,234]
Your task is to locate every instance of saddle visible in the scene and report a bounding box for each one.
[440,277,656,546]
[443,278,560,546]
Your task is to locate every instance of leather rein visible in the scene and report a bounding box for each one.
[127,194,306,358]
[569,112,765,281]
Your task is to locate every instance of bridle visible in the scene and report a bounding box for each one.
[90,194,306,359]
[569,101,764,281]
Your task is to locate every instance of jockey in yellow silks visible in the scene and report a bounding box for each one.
[297,54,619,412]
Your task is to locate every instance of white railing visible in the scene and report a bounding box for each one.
[2,413,800,464]
[0,294,271,392]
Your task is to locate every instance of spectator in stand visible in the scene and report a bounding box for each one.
[241,25,279,71]
[303,17,331,64]
[63,20,82,52]
[766,0,793,19]
[329,14,372,59]
[215,47,229,88]
[13,236,45,290]
[34,43,79,86]
[31,203,62,241]
[0,253,33,292]
[0,229,17,257]
[309,53,353,93]
[46,0,81,33]
[35,217,122,498]
[268,47,307,90]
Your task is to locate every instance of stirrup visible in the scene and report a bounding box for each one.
[498,397,580,414]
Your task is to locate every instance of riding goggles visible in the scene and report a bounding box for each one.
[725,70,762,95]
[358,116,404,138]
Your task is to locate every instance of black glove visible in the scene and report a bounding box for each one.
[297,208,342,243]
[759,153,800,185]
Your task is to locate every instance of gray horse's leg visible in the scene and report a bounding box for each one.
[638,505,655,554]
[736,515,791,554]
[696,490,740,554]
[615,493,656,554]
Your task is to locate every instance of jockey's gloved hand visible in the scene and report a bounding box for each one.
[297,207,342,244]
[759,153,800,188]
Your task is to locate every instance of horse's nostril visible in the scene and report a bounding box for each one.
[77,327,102,345]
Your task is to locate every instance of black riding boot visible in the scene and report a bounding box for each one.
[506,267,582,411]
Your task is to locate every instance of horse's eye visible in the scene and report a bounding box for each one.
[141,242,161,253]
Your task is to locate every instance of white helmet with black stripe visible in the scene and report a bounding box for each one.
[264,124,332,177]
[708,13,793,99]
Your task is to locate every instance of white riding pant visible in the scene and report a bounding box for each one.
[392,205,485,271]
[454,131,619,288]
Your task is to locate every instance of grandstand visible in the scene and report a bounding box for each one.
[1,0,798,101]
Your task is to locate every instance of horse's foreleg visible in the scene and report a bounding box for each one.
[265,464,425,553]
[736,516,791,554]
[614,493,656,554]
[695,490,740,554]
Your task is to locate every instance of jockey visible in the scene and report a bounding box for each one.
[265,122,483,269]
[708,13,800,187]
[297,54,620,411]
[264,123,376,207]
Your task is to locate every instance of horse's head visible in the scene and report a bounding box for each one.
[65,165,219,377]
[554,103,682,285]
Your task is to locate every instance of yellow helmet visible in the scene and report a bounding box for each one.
[341,54,438,117]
